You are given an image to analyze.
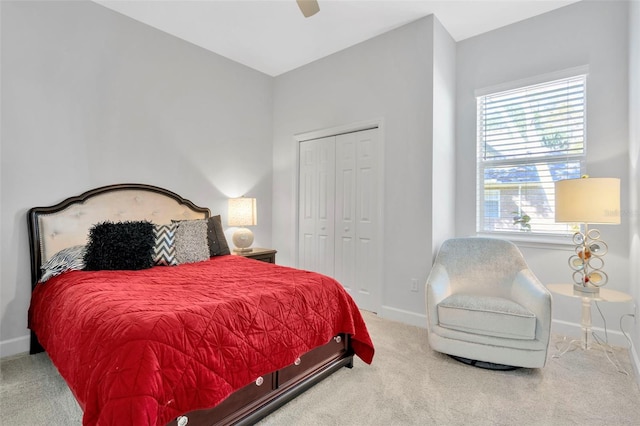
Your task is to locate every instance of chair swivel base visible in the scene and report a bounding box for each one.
[448,355,520,371]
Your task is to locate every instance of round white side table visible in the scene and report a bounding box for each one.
[547,283,632,350]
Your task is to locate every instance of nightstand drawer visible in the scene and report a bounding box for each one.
[247,252,276,263]
[232,248,277,264]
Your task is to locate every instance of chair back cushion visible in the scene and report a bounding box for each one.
[434,237,528,295]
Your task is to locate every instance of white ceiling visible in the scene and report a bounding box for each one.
[94,0,580,76]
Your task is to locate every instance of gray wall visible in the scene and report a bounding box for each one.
[431,17,457,256]
[272,16,456,324]
[0,0,274,356]
[629,0,640,370]
[456,0,632,341]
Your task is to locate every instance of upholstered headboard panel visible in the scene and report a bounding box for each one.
[28,184,210,287]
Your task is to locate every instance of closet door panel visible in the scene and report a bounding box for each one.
[335,135,357,294]
[338,129,380,312]
[355,130,378,309]
[298,137,335,277]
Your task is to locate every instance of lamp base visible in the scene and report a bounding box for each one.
[233,247,254,253]
[232,227,254,252]
[567,225,608,297]
[573,283,599,295]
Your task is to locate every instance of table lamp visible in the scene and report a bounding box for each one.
[555,176,620,294]
[228,197,257,253]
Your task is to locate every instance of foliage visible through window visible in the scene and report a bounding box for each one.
[477,74,586,235]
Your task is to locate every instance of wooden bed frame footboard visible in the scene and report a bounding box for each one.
[168,334,355,426]
[27,183,357,426]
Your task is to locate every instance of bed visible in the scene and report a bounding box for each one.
[26,183,374,426]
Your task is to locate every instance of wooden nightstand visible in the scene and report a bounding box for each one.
[232,248,277,264]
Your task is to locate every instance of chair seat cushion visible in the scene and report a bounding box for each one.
[437,294,536,340]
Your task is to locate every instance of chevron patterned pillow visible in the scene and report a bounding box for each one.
[153,223,178,266]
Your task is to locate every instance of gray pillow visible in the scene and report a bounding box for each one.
[174,219,210,264]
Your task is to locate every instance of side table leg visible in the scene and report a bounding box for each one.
[552,298,593,358]
[580,297,592,350]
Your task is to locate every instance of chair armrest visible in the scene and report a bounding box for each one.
[425,263,452,329]
[511,269,553,341]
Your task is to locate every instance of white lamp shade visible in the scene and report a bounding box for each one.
[555,177,620,224]
[228,198,257,227]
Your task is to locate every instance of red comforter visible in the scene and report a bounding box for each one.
[29,255,374,425]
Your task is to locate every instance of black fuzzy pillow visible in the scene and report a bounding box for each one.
[84,221,155,271]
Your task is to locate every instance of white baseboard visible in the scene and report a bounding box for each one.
[551,319,631,347]
[6,315,639,389]
[628,338,640,390]
[0,335,30,359]
[378,311,634,345]
[376,311,640,385]
[379,305,427,328]
[551,318,640,389]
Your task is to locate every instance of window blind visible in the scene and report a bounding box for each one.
[477,74,586,235]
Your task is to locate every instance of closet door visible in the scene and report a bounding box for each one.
[334,129,380,312]
[298,137,335,277]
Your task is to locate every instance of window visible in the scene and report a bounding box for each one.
[477,73,586,236]
[484,189,500,219]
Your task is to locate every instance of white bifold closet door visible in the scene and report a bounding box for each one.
[299,136,336,278]
[298,128,380,313]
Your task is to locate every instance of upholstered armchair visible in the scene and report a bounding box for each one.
[425,237,552,368]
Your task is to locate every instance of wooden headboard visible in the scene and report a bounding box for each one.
[27,183,210,289]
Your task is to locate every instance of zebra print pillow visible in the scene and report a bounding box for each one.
[153,223,178,266]
[40,245,86,282]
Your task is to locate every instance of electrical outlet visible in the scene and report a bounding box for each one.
[410,278,419,292]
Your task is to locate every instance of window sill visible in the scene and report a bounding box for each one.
[475,232,576,251]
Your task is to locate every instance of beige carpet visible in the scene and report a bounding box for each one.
[2,311,640,425]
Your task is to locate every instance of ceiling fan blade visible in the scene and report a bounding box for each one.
[296,0,320,18]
